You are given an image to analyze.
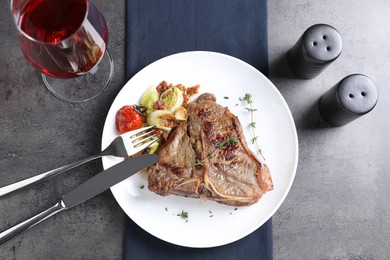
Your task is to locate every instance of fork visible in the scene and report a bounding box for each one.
[0,126,158,198]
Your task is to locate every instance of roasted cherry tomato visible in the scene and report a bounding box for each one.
[116,105,143,134]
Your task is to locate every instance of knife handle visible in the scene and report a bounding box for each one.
[0,154,102,198]
[0,201,67,245]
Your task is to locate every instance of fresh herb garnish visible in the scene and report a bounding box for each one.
[240,93,265,161]
[139,185,144,189]
[165,207,168,211]
[224,96,229,99]
[216,137,238,149]
[230,208,238,215]
[195,159,204,166]
[177,210,189,222]
[193,137,238,166]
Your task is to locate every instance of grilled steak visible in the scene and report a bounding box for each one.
[147,93,273,206]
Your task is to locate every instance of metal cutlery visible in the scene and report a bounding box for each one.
[0,154,159,245]
[0,126,158,197]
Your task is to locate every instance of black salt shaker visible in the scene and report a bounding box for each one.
[288,24,343,79]
[318,74,378,126]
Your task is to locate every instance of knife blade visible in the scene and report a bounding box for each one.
[62,154,158,208]
[0,154,159,245]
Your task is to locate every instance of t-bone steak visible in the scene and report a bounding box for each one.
[147,93,273,206]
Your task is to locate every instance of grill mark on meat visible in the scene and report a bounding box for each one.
[147,93,273,206]
[216,146,238,161]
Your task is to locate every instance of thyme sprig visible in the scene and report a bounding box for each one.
[240,93,266,161]
[216,136,238,149]
[194,137,238,166]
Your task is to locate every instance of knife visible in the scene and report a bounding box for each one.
[0,154,159,245]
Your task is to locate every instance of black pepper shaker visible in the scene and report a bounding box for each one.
[318,74,378,126]
[287,24,343,79]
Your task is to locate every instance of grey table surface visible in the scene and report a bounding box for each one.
[0,0,389,259]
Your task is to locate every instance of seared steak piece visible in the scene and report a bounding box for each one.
[147,93,273,206]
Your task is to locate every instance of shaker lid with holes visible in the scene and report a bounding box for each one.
[302,24,343,63]
[337,74,378,115]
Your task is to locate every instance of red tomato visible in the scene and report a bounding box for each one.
[116,105,143,134]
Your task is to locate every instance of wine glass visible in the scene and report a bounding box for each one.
[11,0,114,103]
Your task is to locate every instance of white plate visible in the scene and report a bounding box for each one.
[101,51,298,248]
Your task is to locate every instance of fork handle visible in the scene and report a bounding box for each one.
[0,200,67,245]
[0,153,104,198]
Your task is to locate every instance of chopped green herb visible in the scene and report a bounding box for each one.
[224,96,229,99]
[177,210,189,222]
[139,185,144,189]
[165,207,168,211]
[230,208,238,214]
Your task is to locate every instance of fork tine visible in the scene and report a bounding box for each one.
[131,129,156,143]
[133,136,159,153]
[128,125,154,137]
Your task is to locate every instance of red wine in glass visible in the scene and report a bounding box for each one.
[13,0,109,78]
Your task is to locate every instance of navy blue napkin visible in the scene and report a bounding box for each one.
[124,0,272,259]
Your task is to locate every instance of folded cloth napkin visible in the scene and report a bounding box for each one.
[124,0,272,259]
